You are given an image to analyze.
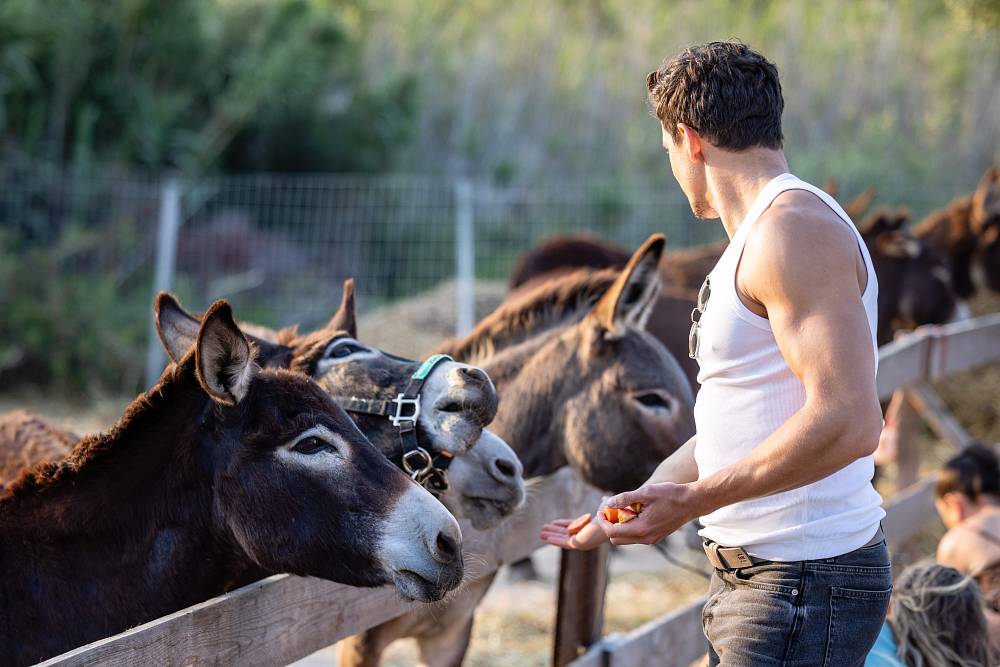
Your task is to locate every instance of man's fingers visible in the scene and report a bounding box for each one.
[602,516,652,541]
[607,488,648,509]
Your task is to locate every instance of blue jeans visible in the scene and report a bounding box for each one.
[704,539,892,666]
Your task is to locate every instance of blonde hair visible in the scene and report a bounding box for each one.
[889,561,991,667]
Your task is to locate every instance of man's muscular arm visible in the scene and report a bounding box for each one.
[600,195,884,545]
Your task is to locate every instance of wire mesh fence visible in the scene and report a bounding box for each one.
[0,160,982,395]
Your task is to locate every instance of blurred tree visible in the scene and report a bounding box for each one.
[0,0,413,173]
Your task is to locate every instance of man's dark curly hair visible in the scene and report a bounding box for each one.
[647,41,784,151]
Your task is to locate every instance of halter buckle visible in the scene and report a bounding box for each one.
[390,394,421,428]
[402,447,434,479]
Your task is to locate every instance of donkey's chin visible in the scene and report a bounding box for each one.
[391,569,457,603]
[460,492,525,530]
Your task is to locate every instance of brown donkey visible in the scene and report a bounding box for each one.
[339,235,696,667]
[153,283,525,530]
[913,166,1000,299]
[0,301,464,666]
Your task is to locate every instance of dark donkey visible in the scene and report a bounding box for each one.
[339,235,696,667]
[0,301,464,666]
[153,282,525,529]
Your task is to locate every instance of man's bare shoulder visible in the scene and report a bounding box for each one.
[741,189,860,299]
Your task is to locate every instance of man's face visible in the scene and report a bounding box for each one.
[662,124,716,220]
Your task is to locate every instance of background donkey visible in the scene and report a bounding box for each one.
[0,300,464,666]
[338,235,697,667]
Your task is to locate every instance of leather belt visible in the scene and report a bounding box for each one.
[703,525,885,571]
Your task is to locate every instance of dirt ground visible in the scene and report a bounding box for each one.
[0,288,995,666]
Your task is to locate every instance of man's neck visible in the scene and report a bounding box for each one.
[705,149,789,240]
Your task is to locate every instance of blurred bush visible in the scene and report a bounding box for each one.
[0,222,150,394]
[0,0,414,173]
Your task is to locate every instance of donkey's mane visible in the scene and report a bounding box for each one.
[435,268,618,362]
[0,358,196,505]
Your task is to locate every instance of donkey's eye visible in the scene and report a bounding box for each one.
[292,436,328,455]
[635,393,672,411]
[329,343,367,359]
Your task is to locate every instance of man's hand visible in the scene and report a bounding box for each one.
[540,515,609,551]
[596,482,707,546]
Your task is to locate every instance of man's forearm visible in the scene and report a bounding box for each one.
[645,435,698,485]
[689,399,880,515]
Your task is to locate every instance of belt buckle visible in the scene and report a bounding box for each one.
[719,547,753,569]
[704,541,726,570]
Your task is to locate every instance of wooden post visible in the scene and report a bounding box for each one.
[553,545,610,667]
[894,387,922,492]
[904,384,974,451]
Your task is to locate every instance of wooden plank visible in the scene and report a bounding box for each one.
[904,384,974,450]
[875,314,1000,400]
[876,335,929,400]
[893,389,922,491]
[883,476,937,550]
[41,468,602,667]
[589,596,707,667]
[553,544,610,667]
[927,313,1000,378]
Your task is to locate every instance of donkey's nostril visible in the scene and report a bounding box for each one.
[435,532,460,563]
[458,366,489,384]
[494,457,517,479]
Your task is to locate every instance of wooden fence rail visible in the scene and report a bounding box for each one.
[39,468,601,667]
[38,314,1000,667]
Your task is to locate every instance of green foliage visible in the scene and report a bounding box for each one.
[0,225,150,394]
[0,0,413,173]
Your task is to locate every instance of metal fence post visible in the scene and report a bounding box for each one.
[454,178,475,337]
[144,178,182,388]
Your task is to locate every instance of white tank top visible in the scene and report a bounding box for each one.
[694,173,885,561]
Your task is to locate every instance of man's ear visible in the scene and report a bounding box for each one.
[588,234,665,337]
[195,301,255,406]
[676,123,704,162]
[326,278,357,338]
[155,292,201,362]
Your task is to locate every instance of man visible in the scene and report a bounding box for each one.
[542,41,890,666]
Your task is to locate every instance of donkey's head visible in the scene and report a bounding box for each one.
[860,208,957,343]
[972,167,1000,292]
[563,235,695,490]
[157,286,524,530]
[160,298,465,602]
[475,235,695,491]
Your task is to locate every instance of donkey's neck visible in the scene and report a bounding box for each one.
[477,329,574,478]
[0,360,247,665]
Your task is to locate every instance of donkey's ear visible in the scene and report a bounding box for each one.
[155,292,201,362]
[589,234,665,337]
[196,301,255,405]
[843,187,877,221]
[326,278,357,338]
[859,208,899,237]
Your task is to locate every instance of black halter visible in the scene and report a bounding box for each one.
[331,354,456,495]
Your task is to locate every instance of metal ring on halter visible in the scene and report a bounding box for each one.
[402,447,434,479]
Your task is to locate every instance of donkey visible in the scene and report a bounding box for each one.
[0,410,78,492]
[858,207,958,344]
[338,235,697,667]
[914,166,1000,299]
[153,283,525,530]
[0,300,464,666]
